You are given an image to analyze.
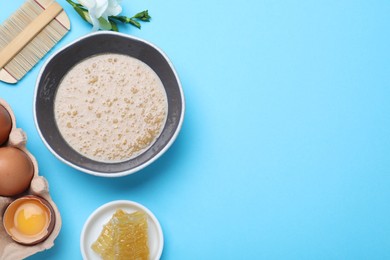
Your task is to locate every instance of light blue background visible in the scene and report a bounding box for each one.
[1,0,390,259]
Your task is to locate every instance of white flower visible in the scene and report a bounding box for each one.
[78,0,122,30]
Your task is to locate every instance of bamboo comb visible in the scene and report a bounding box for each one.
[0,0,70,84]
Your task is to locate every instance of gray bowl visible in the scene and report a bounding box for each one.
[33,31,185,177]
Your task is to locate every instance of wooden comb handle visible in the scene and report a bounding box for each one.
[0,2,63,70]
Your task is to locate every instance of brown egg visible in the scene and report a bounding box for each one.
[3,195,56,245]
[0,105,12,146]
[0,147,34,196]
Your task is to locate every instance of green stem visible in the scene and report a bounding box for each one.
[66,0,84,9]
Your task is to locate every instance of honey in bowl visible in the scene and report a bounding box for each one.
[92,209,149,259]
[3,196,55,245]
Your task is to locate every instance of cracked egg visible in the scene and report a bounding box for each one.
[3,195,55,245]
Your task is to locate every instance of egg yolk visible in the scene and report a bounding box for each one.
[14,201,48,236]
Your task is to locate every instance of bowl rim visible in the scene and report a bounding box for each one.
[33,31,185,177]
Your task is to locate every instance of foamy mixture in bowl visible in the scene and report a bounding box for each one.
[54,53,168,162]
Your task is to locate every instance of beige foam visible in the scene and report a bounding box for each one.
[0,98,61,260]
[54,53,168,163]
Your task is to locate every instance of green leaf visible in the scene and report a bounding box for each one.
[74,6,91,23]
[128,19,141,29]
[65,0,77,7]
[133,10,151,21]
[109,16,130,23]
[66,0,91,24]
[109,20,119,32]
[98,17,112,30]
[66,0,84,8]
[109,16,142,29]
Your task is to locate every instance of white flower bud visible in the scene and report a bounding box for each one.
[78,0,122,30]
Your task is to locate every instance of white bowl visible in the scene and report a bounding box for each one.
[80,200,164,260]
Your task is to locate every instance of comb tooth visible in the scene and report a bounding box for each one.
[23,47,39,67]
[0,34,8,49]
[7,51,34,79]
[46,23,62,39]
[4,19,68,80]
[28,40,45,59]
[9,2,36,30]
[9,53,30,78]
[7,62,23,79]
[26,36,44,57]
[3,23,17,41]
[2,2,30,43]
[0,1,36,51]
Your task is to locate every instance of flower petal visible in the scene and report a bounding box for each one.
[88,13,101,31]
[78,0,95,9]
[106,0,122,16]
[93,0,109,17]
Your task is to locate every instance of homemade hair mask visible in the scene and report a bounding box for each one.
[54,53,168,163]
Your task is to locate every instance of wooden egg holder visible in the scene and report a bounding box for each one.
[0,98,61,260]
